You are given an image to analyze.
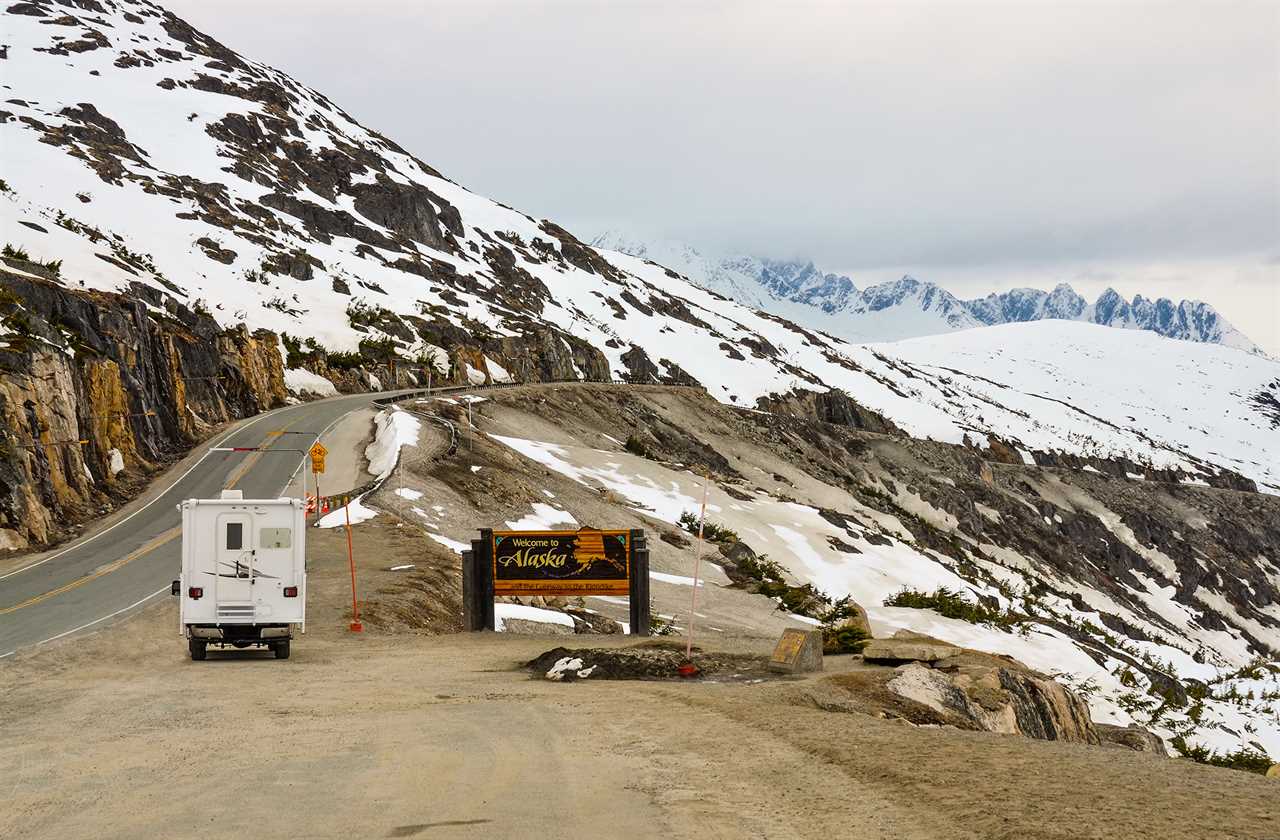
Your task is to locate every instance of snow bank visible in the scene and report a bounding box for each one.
[365,406,420,481]
[283,367,337,398]
[315,493,377,528]
[426,532,470,553]
[505,503,577,530]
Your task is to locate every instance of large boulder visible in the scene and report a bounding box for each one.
[1096,723,1168,756]
[1267,764,1280,779]
[863,630,961,664]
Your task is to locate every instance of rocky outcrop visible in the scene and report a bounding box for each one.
[0,269,286,549]
[1097,723,1168,756]
[755,388,900,436]
[887,661,1100,744]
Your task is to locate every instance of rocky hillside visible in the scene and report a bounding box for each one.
[0,262,284,549]
[592,232,1263,354]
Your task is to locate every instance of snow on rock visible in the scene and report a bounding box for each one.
[394,488,424,500]
[495,603,576,633]
[365,407,420,481]
[107,448,124,476]
[283,368,338,398]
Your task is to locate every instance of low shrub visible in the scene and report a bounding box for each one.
[883,586,1016,629]
[1170,736,1274,775]
[677,510,739,544]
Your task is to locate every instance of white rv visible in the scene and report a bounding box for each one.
[172,490,306,660]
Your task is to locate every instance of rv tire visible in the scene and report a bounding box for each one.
[274,640,290,660]
[189,639,207,661]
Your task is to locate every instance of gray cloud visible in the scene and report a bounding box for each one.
[166,0,1280,353]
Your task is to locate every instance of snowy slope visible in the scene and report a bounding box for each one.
[489,426,1280,757]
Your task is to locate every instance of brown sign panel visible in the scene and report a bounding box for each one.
[492,528,630,596]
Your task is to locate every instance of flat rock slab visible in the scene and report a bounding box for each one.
[502,618,575,636]
[862,639,961,664]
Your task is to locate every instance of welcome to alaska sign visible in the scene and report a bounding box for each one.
[492,529,631,596]
[461,527,651,634]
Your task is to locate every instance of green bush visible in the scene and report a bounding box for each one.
[677,510,739,544]
[824,623,871,655]
[884,586,1016,629]
[2,244,31,262]
[1170,736,1274,775]
[623,434,649,457]
[737,552,785,585]
[326,350,364,370]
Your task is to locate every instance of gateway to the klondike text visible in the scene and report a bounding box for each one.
[461,527,651,634]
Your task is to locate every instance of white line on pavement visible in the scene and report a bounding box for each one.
[0,586,171,659]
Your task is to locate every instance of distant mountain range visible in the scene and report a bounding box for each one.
[590,233,1263,354]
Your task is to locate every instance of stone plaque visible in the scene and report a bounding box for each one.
[768,628,824,673]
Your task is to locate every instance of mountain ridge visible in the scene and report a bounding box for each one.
[590,232,1263,354]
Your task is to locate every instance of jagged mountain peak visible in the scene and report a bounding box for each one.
[599,235,1262,354]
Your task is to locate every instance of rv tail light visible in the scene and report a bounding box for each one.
[188,587,203,599]
[283,586,298,598]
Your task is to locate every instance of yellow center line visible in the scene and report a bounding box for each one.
[0,526,182,616]
[223,429,286,489]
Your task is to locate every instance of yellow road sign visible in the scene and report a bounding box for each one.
[310,441,327,473]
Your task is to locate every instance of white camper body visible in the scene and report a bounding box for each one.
[173,490,305,660]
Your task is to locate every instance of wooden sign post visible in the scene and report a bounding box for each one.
[462,527,649,634]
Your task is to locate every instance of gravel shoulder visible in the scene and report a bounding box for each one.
[2,599,1276,840]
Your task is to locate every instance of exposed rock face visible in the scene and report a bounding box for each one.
[755,388,900,436]
[887,662,1100,744]
[0,270,286,549]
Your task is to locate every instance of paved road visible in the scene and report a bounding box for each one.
[0,389,416,657]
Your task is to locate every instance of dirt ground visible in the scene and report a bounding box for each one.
[2,600,1277,840]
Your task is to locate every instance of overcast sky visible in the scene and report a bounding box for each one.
[167,0,1279,354]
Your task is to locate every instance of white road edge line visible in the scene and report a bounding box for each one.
[0,586,170,659]
[0,398,326,581]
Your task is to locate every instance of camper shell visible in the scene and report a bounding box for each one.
[173,490,305,660]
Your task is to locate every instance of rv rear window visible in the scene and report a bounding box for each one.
[226,522,243,550]
[259,527,291,549]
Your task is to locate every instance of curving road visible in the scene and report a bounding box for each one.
[0,389,418,658]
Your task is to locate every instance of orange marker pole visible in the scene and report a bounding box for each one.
[685,470,710,661]
[345,498,362,632]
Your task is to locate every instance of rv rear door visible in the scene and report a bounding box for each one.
[214,511,255,619]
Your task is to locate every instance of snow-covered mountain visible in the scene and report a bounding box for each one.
[591,233,1263,354]
[2,0,1275,491]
